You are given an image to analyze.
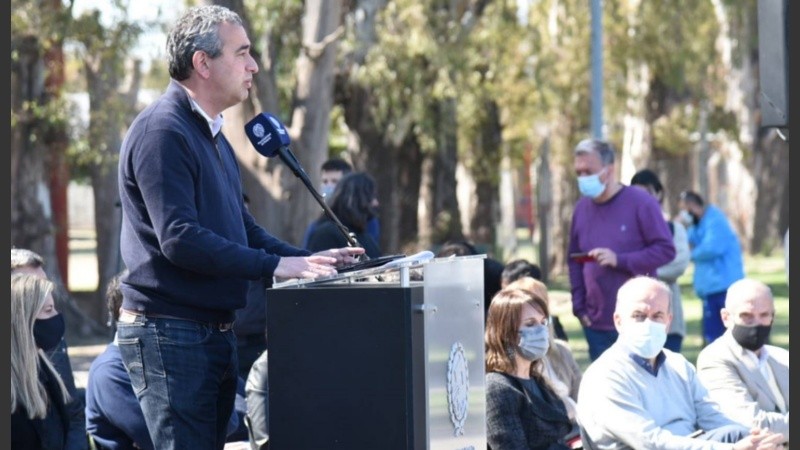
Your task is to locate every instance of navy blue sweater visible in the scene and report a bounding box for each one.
[118,80,309,322]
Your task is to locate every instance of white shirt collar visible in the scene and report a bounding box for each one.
[742,345,769,367]
[178,83,224,137]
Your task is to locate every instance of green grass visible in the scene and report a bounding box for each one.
[513,240,789,371]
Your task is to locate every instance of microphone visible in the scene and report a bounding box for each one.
[245,113,365,254]
[244,112,304,177]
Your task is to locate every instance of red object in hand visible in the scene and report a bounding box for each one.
[569,252,595,263]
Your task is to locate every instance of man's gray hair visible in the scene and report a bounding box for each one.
[11,248,44,272]
[167,5,243,81]
[616,276,672,314]
[574,138,616,165]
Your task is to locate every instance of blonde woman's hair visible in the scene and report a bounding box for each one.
[10,274,70,418]
[485,288,549,381]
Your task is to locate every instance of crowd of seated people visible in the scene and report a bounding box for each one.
[12,243,788,450]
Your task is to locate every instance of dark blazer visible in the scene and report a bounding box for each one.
[47,338,88,450]
[486,371,572,450]
[12,355,71,450]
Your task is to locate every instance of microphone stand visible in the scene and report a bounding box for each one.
[276,147,367,259]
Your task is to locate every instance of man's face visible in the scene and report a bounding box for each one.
[614,284,672,332]
[206,22,258,111]
[574,151,605,178]
[321,170,344,191]
[722,293,774,329]
[678,199,699,216]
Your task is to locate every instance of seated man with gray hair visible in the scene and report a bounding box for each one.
[577,276,783,449]
[697,279,789,445]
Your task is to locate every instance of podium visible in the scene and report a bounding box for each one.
[267,255,487,449]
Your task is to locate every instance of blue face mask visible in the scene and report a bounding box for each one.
[321,185,336,201]
[516,324,550,361]
[577,168,606,199]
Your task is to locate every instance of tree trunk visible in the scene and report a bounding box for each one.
[469,99,503,252]
[535,137,552,283]
[279,0,345,245]
[11,36,52,257]
[751,130,790,253]
[335,69,423,254]
[12,34,100,337]
[422,97,463,246]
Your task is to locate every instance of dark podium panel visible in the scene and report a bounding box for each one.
[267,256,486,450]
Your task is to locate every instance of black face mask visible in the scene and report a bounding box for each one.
[731,323,771,351]
[33,314,65,352]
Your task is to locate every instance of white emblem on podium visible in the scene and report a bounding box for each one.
[447,341,469,436]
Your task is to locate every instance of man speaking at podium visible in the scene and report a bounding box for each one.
[116,5,363,449]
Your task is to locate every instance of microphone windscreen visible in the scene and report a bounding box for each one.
[245,113,292,157]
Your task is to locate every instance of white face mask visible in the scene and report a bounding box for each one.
[620,319,667,359]
[679,210,694,225]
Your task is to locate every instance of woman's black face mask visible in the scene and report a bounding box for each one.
[34,314,65,351]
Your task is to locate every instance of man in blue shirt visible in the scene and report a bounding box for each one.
[678,190,744,344]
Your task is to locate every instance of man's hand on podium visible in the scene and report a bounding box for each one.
[274,247,365,280]
[313,247,366,267]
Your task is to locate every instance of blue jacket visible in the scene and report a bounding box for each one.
[118,80,309,323]
[686,205,744,297]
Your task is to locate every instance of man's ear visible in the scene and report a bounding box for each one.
[613,312,623,333]
[192,51,210,79]
[720,308,732,328]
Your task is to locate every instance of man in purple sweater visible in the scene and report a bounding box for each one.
[567,139,675,361]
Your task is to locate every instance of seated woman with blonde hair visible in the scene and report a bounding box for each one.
[11,273,73,449]
[485,288,573,450]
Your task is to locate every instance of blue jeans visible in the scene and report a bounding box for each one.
[702,291,727,345]
[117,314,239,450]
[582,327,619,361]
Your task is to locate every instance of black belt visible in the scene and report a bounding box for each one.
[119,310,235,332]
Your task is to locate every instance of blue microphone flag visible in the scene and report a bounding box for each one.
[245,113,291,157]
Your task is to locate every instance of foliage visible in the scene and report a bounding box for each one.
[66,5,143,180]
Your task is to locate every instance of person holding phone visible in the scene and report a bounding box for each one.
[568,139,675,361]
